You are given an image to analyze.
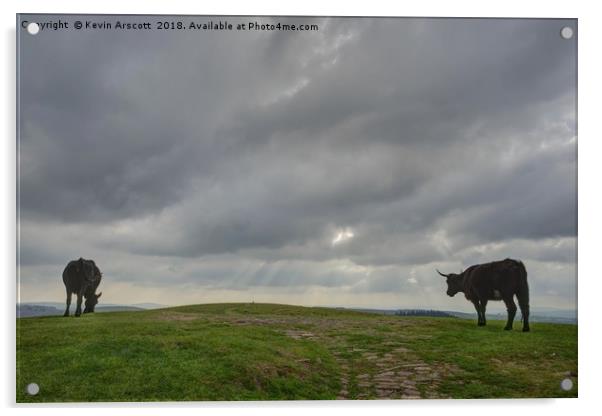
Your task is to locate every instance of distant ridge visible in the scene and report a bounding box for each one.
[17,302,576,323]
[17,304,59,318]
[345,307,576,324]
[395,309,454,318]
[17,302,163,318]
[445,310,577,325]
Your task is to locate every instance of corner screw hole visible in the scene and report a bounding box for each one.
[27,22,40,35]
[560,26,574,40]
[560,378,573,391]
[26,382,39,395]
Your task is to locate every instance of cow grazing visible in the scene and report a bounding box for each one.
[62,258,102,317]
[437,258,530,332]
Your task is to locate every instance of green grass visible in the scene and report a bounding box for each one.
[16,303,577,402]
[398,317,578,398]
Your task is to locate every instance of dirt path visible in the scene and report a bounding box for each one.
[333,346,457,399]
[223,314,458,400]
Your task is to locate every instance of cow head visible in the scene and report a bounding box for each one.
[437,269,464,297]
[84,292,102,313]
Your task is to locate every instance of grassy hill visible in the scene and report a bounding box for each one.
[16,303,577,402]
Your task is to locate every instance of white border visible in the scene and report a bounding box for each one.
[3,1,601,415]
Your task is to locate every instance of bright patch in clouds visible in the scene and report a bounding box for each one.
[332,227,355,246]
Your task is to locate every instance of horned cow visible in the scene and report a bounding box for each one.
[437,258,530,332]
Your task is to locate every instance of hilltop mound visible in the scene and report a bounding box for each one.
[17,303,577,402]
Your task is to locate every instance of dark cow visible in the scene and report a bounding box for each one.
[437,258,530,331]
[62,258,102,317]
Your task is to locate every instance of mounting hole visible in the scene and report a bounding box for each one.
[27,22,40,35]
[560,378,573,391]
[560,26,574,40]
[26,382,39,395]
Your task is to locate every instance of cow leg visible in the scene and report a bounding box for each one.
[503,297,517,330]
[472,300,484,326]
[479,299,488,326]
[518,298,530,332]
[75,291,83,317]
[63,290,72,317]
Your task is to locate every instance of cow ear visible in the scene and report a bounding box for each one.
[96,292,102,299]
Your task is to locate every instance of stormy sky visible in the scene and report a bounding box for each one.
[17,16,577,312]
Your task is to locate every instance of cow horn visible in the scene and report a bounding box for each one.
[436,269,450,278]
[96,292,102,298]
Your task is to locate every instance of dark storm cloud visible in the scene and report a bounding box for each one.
[18,15,576,307]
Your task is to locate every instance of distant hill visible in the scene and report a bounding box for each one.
[395,309,455,318]
[445,311,577,325]
[17,304,60,318]
[341,308,454,318]
[346,306,576,324]
[18,302,150,318]
[347,307,398,316]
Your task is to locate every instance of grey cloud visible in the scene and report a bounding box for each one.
[18,15,577,309]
